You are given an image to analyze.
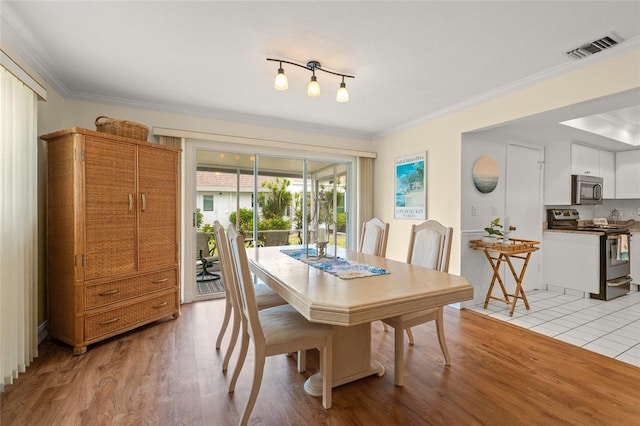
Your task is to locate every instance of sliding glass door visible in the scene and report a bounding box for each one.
[187,146,353,302]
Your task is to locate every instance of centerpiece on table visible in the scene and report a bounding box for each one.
[308,190,337,259]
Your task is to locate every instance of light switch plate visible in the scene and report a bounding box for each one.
[593,217,608,225]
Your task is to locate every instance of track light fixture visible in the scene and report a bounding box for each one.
[274,61,288,91]
[267,58,355,102]
[336,76,349,103]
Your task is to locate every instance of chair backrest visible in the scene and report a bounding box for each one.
[196,231,211,258]
[214,221,240,309]
[228,225,266,346]
[359,218,389,257]
[406,220,452,273]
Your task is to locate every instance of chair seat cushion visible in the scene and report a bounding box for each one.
[259,305,333,347]
[255,283,286,309]
[383,307,438,328]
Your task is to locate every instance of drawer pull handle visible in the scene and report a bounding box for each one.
[99,318,119,325]
[152,278,168,284]
[128,193,133,212]
[99,289,120,296]
[141,193,146,212]
[154,302,168,308]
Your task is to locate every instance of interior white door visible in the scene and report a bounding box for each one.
[505,143,543,292]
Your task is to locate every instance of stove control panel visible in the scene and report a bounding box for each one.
[547,209,580,228]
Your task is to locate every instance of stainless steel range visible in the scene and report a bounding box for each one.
[547,209,632,300]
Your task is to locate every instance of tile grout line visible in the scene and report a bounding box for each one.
[467,290,640,366]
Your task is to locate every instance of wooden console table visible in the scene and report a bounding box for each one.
[469,238,539,316]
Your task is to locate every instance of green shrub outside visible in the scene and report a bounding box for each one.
[228,207,291,233]
[336,212,346,233]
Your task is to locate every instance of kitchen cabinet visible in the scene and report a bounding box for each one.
[571,144,600,176]
[543,231,600,293]
[632,233,639,286]
[599,150,615,199]
[544,142,572,205]
[615,150,640,199]
[544,142,615,204]
[43,127,181,354]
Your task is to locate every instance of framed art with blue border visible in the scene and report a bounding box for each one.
[394,152,427,219]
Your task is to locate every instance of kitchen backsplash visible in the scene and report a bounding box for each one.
[594,199,640,221]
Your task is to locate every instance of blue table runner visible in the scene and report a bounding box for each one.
[280,248,390,280]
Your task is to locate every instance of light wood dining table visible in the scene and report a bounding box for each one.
[247,246,474,392]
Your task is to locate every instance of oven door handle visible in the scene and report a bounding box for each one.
[607,235,627,240]
[607,276,632,287]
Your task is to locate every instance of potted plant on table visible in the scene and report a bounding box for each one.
[482,217,503,244]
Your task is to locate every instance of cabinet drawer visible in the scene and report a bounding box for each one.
[85,270,176,310]
[84,292,177,341]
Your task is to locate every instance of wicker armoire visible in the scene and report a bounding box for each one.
[42,127,181,354]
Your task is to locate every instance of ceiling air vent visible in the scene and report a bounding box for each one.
[566,36,619,59]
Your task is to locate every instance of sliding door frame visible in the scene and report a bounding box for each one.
[181,138,359,304]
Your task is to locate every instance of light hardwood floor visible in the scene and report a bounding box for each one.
[2,300,639,425]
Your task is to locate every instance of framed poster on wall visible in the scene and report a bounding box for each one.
[394,152,427,219]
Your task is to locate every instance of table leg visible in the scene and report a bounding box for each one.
[505,253,532,316]
[304,323,385,396]
[483,252,510,308]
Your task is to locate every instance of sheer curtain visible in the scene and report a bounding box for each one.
[357,157,374,238]
[0,65,39,391]
[159,135,182,149]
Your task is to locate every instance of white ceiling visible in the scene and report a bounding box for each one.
[2,1,640,142]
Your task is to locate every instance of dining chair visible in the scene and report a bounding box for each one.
[226,226,334,424]
[358,217,389,257]
[358,218,397,335]
[381,220,453,386]
[213,221,289,372]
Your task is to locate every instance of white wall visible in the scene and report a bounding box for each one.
[197,191,253,228]
[373,48,640,276]
[460,134,508,305]
[461,135,507,232]
[37,98,372,154]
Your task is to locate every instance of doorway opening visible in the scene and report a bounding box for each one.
[189,148,352,302]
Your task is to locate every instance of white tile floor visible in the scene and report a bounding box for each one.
[466,289,640,367]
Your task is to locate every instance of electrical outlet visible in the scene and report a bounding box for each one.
[637,207,640,216]
[491,206,498,216]
[471,206,477,216]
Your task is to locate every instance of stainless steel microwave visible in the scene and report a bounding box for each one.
[571,174,603,205]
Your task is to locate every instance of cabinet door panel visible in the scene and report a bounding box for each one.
[615,150,640,198]
[571,144,599,176]
[599,150,615,199]
[84,137,137,279]
[137,146,178,270]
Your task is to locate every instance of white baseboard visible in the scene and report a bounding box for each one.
[544,284,588,298]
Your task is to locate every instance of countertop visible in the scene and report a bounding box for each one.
[544,229,606,236]
[618,220,640,232]
[543,220,640,234]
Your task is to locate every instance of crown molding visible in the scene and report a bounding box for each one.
[377,36,640,139]
[1,6,69,96]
